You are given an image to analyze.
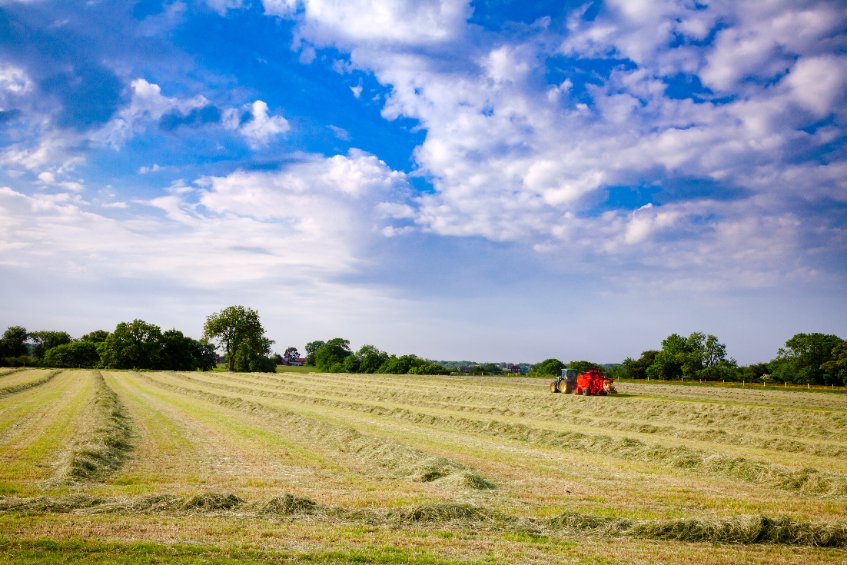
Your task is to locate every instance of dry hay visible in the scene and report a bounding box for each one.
[140,372,496,490]
[0,370,61,397]
[180,492,244,511]
[66,372,133,481]
[260,494,319,516]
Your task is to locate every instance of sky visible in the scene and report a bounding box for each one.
[1,0,846,365]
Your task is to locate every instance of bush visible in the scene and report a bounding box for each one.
[43,342,101,368]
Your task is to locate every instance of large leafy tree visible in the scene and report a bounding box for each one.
[0,326,29,358]
[98,319,163,369]
[311,338,352,372]
[160,329,216,371]
[355,344,390,373]
[821,340,847,386]
[647,332,734,380]
[203,306,274,372]
[771,333,842,385]
[29,331,72,359]
[622,350,659,379]
[80,330,110,343]
[304,340,325,366]
[532,358,565,376]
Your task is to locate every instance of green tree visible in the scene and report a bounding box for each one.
[312,338,352,372]
[203,306,273,372]
[80,330,110,343]
[98,319,163,369]
[408,361,450,375]
[43,341,100,368]
[160,329,216,371]
[304,340,325,366]
[621,350,658,379]
[29,331,72,359]
[0,326,29,358]
[283,347,300,363]
[532,358,565,376]
[354,344,390,373]
[376,354,428,374]
[821,340,847,386]
[771,333,842,385]
[647,332,733,380]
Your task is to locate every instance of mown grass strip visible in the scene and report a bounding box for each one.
[187,371,847,461]
[0,368,25,378]
[2,493,845,548]
[162,372,847,497]
[0,371,61,398]
[140,373,495,490]
[0,536,464,565]
[65,371,134,482]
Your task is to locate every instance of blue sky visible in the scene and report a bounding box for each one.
[1,0,845,364]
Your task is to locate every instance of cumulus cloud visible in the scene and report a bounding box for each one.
[223,100,290,148]
[265,0,471,47]
[0,149,412,292]
[98,79,289,149]
[262,0,847,289]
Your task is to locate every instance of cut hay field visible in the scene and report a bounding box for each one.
[1,369,846,564]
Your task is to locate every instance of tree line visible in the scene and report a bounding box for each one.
[615,332,845,386]
[2,308,844,385]
[301,338,450,375]
[516,331,847,387]
[0,306,276,372]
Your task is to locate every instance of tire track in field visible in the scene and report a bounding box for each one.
[142,372,496,492]
[211,372,847,461]
[171,372,847,497]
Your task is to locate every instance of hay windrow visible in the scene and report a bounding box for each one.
[260,494,319,515]
[64,371,134,482]
[0,370,61,397]
[388,502,496,523]
[0,367,25,378]
[2,493,843,548]
[161,372,847,495]
[181,492,244,511]
[138,372,494,490]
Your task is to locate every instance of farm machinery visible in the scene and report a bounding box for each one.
[550,367,616,395]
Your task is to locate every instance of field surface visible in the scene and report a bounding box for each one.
[1,369,846,563]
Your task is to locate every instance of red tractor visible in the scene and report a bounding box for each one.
[550,367,616,395]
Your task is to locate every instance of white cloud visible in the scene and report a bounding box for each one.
[204,0,244,15]
[0,149,412,292]
[266,0,471,47]
[261,0,847,290]
[224,100,290,148]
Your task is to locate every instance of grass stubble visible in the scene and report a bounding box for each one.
[0,369,845,563]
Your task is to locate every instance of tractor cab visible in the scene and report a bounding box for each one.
[549,368,578,393]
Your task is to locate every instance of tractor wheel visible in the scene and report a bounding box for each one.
[557,380,568,393]
[550,381,560,393]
